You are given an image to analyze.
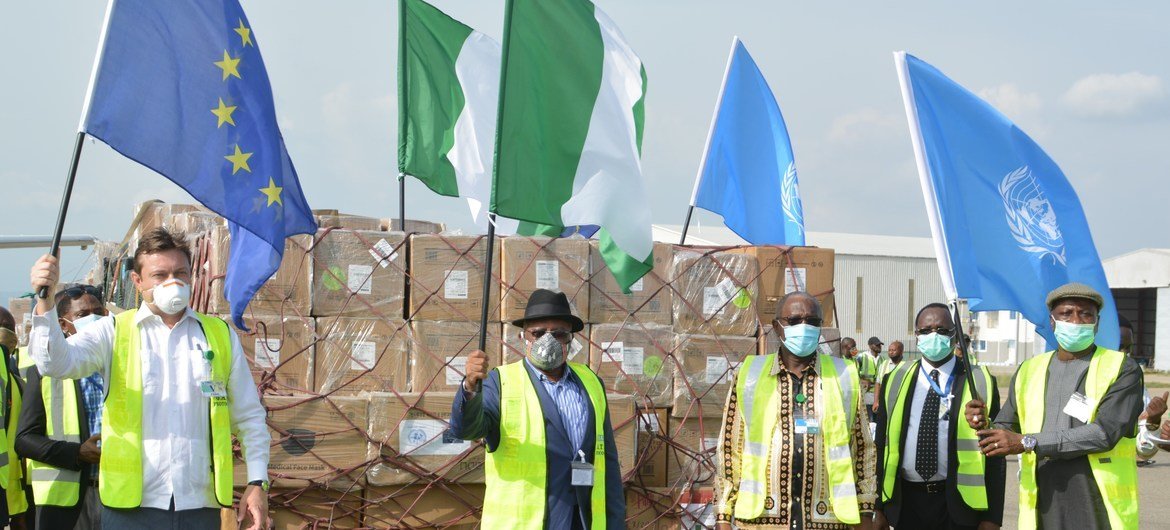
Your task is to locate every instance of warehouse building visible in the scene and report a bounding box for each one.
[1104,248,1170,370]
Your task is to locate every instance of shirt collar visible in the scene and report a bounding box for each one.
[919,355,958,377]
[770,352,820,376]
[134,302,197,326]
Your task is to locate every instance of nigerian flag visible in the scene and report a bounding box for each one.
[398,0,512,231]
[492,0,653,291]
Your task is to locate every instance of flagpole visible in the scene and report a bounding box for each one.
[396,0,408,232]
[950,300,982,405]
[41,0,116,299]
[681,35,739,246]
[398,172,406,230]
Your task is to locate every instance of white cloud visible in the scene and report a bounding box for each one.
[827,108,903,143]
[977,83,1042,118]
[1062,72,1165,118]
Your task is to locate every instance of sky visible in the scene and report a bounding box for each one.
[1,1,1167,302]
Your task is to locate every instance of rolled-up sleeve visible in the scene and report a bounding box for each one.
[226,330,270,482]
[30,309,112,380]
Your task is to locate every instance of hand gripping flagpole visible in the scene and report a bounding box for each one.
[41,0,116,299]
[680,36,739,245]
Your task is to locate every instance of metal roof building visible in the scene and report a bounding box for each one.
[1104,248,1170,369]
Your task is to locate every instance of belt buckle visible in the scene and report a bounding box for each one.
[926,482,944,494]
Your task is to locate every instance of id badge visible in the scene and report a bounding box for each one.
[940,395,953,421]
[571,451,594,487]
[795,410,820,435]
[199,380,228,398]
[1063,392,1092,424]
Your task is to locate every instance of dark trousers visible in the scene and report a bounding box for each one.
[101,506,219,530]
[893,481,976,530]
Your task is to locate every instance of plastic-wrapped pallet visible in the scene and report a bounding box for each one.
[409,321,504,394]
[366,392,484,486]
[499,235,591,323]
[589,323,675,406]
[670,334,756,418]
[670,248,759,337]
[221,314,315,393]
[310,229,406,318]
[201,224,312,315]
[730,246,837,327]
[590,241,674,326]
[363,484,485,529]
[313,317,409,395]
[408,234,501,322]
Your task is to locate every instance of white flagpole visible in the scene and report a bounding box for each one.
[681,35,740,244]
[894,51,958,300]
[78,0,117,132]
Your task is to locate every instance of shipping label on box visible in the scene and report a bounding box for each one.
[367,392,485,486]
[225,315,315,393]
[589,324,674,407]
[731,246,836,328]
[590,241,673,326]
[408,234,501,321]
[670,248,759,337]
[409,321,503,393]
[311,229,406,319]
[500,236,591,323]
[314,318,409,395]
[671,334,755,418]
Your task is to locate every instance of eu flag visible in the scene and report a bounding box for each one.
[82,0,316,329]
[896,52,1119,348]
[691,38,805,246]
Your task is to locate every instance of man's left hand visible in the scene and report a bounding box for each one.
[976,429,1025,456]
[976,521,1000,530]
[237,484,269,530]
[1146,391,1169,425]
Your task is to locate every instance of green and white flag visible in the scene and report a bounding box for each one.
[492,0,653,291]
[398,0,515,232]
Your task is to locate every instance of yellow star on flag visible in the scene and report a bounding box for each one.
[234,19,253,47]
[225,145,253,174]
[259,178,283,207]
[214,50,242,81]
[211,98,238,128]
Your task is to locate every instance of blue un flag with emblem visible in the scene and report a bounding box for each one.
[83,0,317,329]
[897,52,1118,348]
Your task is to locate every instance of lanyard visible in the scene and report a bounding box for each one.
[919,361,955,398]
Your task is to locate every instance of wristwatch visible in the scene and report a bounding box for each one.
[1021,435,1038,453]
[1147,421,1163,431]
[248,479,270,492]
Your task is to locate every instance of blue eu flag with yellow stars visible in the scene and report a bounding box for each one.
[82,0,317,329]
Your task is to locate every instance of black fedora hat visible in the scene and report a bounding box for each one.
[511,289,584,332]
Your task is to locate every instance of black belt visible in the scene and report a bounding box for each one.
[904,480,946,494]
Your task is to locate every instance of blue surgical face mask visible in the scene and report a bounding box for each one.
[917,332,953,362]
[1053,319,1096,352]
[782,324,821,358]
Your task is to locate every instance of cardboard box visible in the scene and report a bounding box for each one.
[500,236,591,323]
[203,225,312,315]
[131,201,209,244]
[8,297,32,347]
[225,314,315,393]
[314,212,383,231]
[731,246,836,327]
[670,334,755,418]
[380,217,445,234]
[311,229,406,318]
[589,324,675,406]
[590,241,674,326]
[240,395,369,489]
[608,393,638,478]
[670,248,759,336]
[666,417,723,486]
[760,324,842,357]
[314,318,409,395]
[408,234,501,322]
[409,321,503,394]
[501,324,589,366]
[625,488,685,530]
[170,210,223,234]
[364,484,485,529]
[268,487,364,530]
[366,392,484,486]
[635,408,669,488]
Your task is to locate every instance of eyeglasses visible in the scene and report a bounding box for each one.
[59,285,103,300]
[779,316,823,327]
[528,328,573,343]
[915,326,955,336]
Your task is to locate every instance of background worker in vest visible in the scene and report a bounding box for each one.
[840,337,858,360]
[451,289,624,529]
[966,283,1143,530]
[858,337,882,421]
[0,308,30,529]
[871,341,905,416]
[873,303,1005,530]
[16,284,110,529]
[27,228,271,530]
[714,292,876,530]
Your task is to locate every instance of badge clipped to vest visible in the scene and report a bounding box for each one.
[795,409,820,435]
[1062,391,1092,424]
[571,450,594,487]
[199,380,227,398]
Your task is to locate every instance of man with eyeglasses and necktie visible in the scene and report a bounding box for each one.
[450,288,624,529]
[873,303,1005,530]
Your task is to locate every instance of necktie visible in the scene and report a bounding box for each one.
[915,369,941,481]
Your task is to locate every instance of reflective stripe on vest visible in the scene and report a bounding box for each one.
[1016,349,1137,530]
[101,309,235,508]
[733,354,860,524]
[3,363,26,515]
[880,360,991,510]
[0,361,12,490]
[482,361,608,529]
[16,347,34,384]
[29,376,82,506]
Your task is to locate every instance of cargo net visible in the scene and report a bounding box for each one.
[177,216,838,529]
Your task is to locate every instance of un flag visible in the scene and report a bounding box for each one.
[83,0,316,328]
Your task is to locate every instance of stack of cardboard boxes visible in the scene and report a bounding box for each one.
[100,202,842,528]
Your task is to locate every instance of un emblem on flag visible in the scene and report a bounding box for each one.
[999,166,1067,266]
[781,162,804,233]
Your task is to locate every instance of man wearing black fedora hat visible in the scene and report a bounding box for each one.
[450,289,625,529]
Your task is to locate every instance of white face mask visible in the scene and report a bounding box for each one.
[149,279,190,315]
[69,314,103,332]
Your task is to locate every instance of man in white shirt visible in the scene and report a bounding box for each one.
[28,228,270,530]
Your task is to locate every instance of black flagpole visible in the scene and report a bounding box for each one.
[951,301,982,404]
[476,214,498,391]
[41,132,88,299]
[679,205,694,245]
[398,172,406,231]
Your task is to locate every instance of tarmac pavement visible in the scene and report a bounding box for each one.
[1000,455,1170,529]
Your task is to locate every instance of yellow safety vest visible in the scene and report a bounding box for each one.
[28,376,83,506]
[733,354,861,524]
[16,348,35,384]
[101,309,235,508]
[1,354,28,516]
[1016,348,1137,530]
[880,360,993,509]
[482,361,608,530]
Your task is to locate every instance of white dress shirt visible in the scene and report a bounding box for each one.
[900,356,957,483]
[30,303,269,510]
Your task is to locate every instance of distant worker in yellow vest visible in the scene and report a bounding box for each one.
[858,337,883,421]
[714,291,876,529]
[28,228,271,530]
[16,284,109,529]
[871,341,905,415]
[873,303,1005,530]
[451,289,624,529]
[0,307,30,529]
[966,283,1143,530]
